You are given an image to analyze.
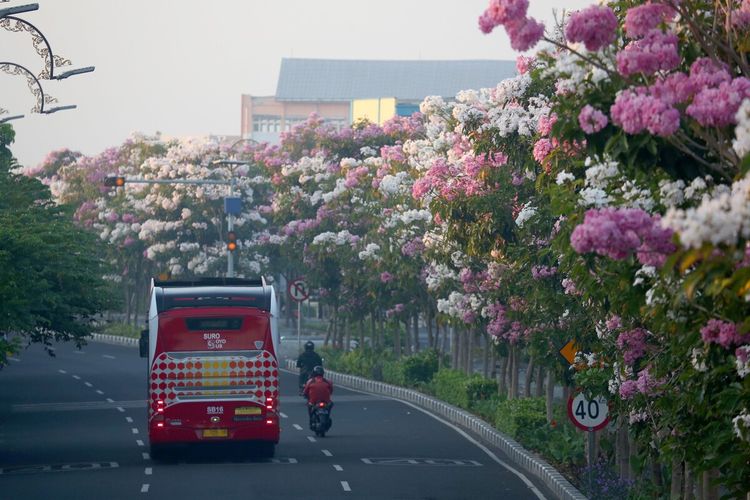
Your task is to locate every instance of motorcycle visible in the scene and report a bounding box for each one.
[309,401,332,437]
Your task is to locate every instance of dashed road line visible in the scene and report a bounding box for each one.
[107,398,115,403]
[341,481,351,492]
[126,417,133,423]
[145,467,152,475]
[142,452,150,460]
[333,464,343,471]
[84,382,93,387]
[132,428,139,434]
[72,375,81,380]
[73,351,85,355]
[140,484,149,493]
[117,407,125,413]
[58,369,67,374]
[136,440,144,447]
[307,436,316,443]
[322,449,333,457]
[8,357,19,362]
[103,355,116,359]
[96,390,104,395]
[279,412,288,418]
[292,424,302,430]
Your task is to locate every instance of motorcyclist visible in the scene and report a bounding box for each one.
[296,340,322,393]
[302,365,333,430]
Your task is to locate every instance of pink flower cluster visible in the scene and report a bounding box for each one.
[283,218,320,236]
[478,0,545,51]
[616,29,680,77]
[401,237,425,257]
[486,302,509,337]
[611,89,681,136]
[700,319,750,349]
[686,76,750,127]
[617,327,648,365]
[570,208,676,267]
[565,5,618,52]
[537,113,557,136]
[623,3,676,39]
[516,55,534,74]
[531,265,557,279]
[380,271,394,283]
[620,367,663,399]
[731,0,750,29]
[344,165,370,188]
[578,105,609,134]
[561,277,581,296]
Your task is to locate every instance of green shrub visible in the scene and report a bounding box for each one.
[494,397,547,441]
[471,395,505,421]
[382,360,405,386]
[433,369,471,407]
[401,349,441,386]
[101,322,141,338]
[465,374,498,401]
[523,418,586,466]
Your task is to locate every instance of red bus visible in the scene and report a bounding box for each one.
[139,277,280,459]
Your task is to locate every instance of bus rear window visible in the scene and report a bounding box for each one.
[185,317,243,331]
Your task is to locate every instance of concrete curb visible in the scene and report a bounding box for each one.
[287,359,586,500]
[89,333,138,347]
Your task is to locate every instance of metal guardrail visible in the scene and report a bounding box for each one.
[89,333,138,347]
[285,359,586,500]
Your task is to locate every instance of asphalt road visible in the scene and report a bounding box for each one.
[0,340,556,500]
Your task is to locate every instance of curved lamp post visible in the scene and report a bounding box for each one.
[0,3,94,119]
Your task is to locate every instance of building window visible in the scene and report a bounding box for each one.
[253,115,281,133]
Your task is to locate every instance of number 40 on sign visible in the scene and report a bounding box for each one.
[567,392,609,432]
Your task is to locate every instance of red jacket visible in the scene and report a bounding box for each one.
[303,375,333,404]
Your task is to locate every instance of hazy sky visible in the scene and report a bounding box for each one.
[2,0,590,168]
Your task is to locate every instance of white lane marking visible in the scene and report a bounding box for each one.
[8,357,20,362]
[136,440,144,447]
[58,369,67,374]
[131,428,139,434]
[72,375,81,380]
[307,436,316,442]
[142,452,150,460]
[103,355,116,359]
[126,417,133,423]
[333,464,343,471]
[145,467,152,475]
[341,481,351,492]
[322,449,333,457]
[107,398,115,403]
[84,382,93,387]
[279,412,288,419]
[117,407,125,413]
[292,424,302,431]
[96,390,104,395]
[140,484,149,493]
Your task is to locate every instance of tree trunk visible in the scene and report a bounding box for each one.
[702,469,719,500]
[670,459,683,500]
[412,313,420,353]
[323,318,332,347]
[617,419,630,480]
[498,355,508,396]
[450,327,458,369]
[545,370,555,423]
[344,318,351,352]
[524,356,535,398]
[509,346,519,400]
[483,334,490,378]
[394,321,402,359]
[359,318,365,350]
[683,465,694,500]
[651,455,664,496]
[427,308,434,350]
[464,330,473,375]
[535,365,544,397]
[435,319,441,353]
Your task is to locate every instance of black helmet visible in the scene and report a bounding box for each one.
[312,365,324,376]
[304,341,315,351]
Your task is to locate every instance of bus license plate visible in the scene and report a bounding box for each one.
[203,428,228,438]
[235,407,261,415]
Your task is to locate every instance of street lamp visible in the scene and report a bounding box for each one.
[52,66,95,80]
[0,3,38,18]
[0,114,24,124]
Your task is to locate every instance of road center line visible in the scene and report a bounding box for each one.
[103,355,116,359]
[140,484,149,493]
[333,464,343,471]
[322,449,333,457]
[136,440,144,447]
[341,481,351,492]
[96,390,104,395]
[72,375,80,380]
[84,382,93,387]
[145,467,152,475]
[279,412,288,418]
[142,452,150,460]
[8,357,19,362]
[117,407,125,413]
[126,417,134,423]
[131,428,139,434]
[307,436,316,442]
[58,369,67,374]
[292,424,302,430]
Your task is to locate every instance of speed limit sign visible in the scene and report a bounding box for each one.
[567,393,609,432]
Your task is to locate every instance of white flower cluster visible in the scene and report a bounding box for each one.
[321,178,348,203]
[384,209,432,229]
[360,146,377,157]
[145,241,176,260]
[690,347,708,372]
[662,173,750,248]
[379,172,410,196]
[358,243,381,261]
[420,95,450,116]
[311,230,357,246]
[424,263,458,291]
[732,409,750,441]
[515,204,537,228]
[436,291,481,319]
[137,219,184,241]
[737,345,750,378]
[543,46,612,96]
[556,171,575,185]
[584,156,620,189]
[734,98,750,158]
